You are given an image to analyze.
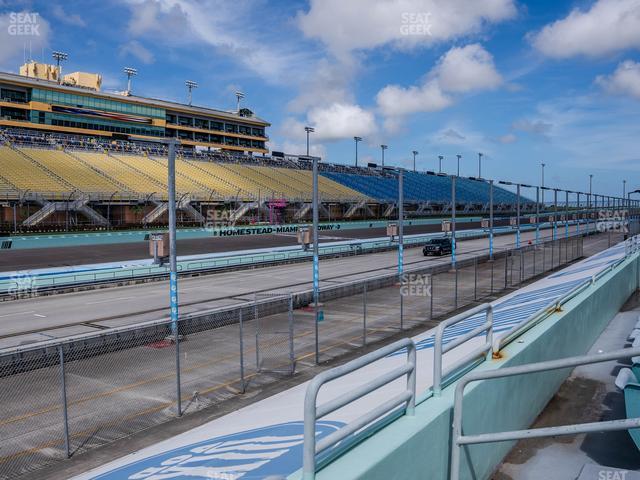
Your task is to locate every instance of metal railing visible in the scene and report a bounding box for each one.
[433,303,494,396]
[302,338,416,480]
[450,346,640,480]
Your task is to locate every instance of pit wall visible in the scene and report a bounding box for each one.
[300,252,639,480]
[0,217,482,250]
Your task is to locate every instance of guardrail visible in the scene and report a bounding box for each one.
[0,220,593,296]
[302,338,417,480]
[433,303,494,396]
[450,346,640,480]
[492,234,639,356]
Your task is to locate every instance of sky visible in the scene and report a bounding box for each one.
[0,0,639,198]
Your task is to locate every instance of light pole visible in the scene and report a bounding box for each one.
[535,186,540,244]
[235,91,245,112]
[304,126,314,156]
[623,180,627,201]
[311,154,320,364]
[124,67,137,95]
[499,181,531,249]
[185,80,198,106]
[478,152,483,178]
[456,154,461,176]
[354,136,362,167]
[565,190,570,239]
[52,51,68,84]
[541,163,546,208]
[451,175,456,267]
[438,155,444,174]
[398,169,404,276]
[412,150,418,172]
[381,144,388,167]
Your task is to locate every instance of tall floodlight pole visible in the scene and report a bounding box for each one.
[124,67,137,95]
[381,144,388,167]
[451,175,457,267]
[52,51,68,84]
[235,91,245,112]
[185,80,198,106]
[304,126,314,156]
[565,190,569,238]
[587,173,593,232]
[535,186,540,244]
[478,152,483,178]
[412,150,418,172]
[553,188,558,241]
[456,154,461,177]
[354,136,362,167]
[398,169,404,276]
[516,184,521,248]
[541,163,546,207]
[167,139,181,416]
[312,155,320,364]
[438,155,444,174]
[576,192,581,234]
[489,180,494,259]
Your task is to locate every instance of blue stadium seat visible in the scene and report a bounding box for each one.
[322,171,522,204]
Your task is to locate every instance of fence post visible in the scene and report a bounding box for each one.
[254,293,260,370]
[400,274,404,330]
[239,309,245,393]
[288,293,295,375]
[58,346,70,459]
[504,252,508,289]
[175,318,182,417]
[490,257,494,294]
[454,264,459,310]
[363,282,367,346]
[430,273,434,319]
[474,257,478,301]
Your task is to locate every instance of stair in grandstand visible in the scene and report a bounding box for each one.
[178,158,252,200]
[22,194,109,226]
[142,196,205,224]
[215,162,276,199]
[145,155,214,196]
[63,149,135,195]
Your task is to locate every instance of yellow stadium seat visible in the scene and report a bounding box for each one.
[0,146,71,193]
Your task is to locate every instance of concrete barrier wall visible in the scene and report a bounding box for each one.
[308,254,638,480]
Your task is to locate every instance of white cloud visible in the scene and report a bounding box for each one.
[51,5,87,27]
[432,44,503,93]
[297,0,517,61]
[376,80,452,117]
[530,0,640,59]
[122,0,313,84]
[596,60,640,99]
[512,118,553,136]
[497,133,517,144]
[376,44,501,130]
[307,103,377,141]
[287,58,355,113]
[119,40,155,64]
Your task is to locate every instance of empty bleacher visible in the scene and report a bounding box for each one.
[73,151,165,195]
[323,170,521,204]
[0,146,72,193]
[20,148,123,194]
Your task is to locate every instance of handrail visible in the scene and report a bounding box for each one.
[302,338,416,480]
[433,303,493,396]
[493,234,638,356]
[450,346,640,480]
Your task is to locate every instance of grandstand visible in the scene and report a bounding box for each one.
[0,126,533,230]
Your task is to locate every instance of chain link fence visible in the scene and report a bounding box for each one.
[0,232,608,479]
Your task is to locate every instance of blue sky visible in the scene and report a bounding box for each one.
[1,0,639,197]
